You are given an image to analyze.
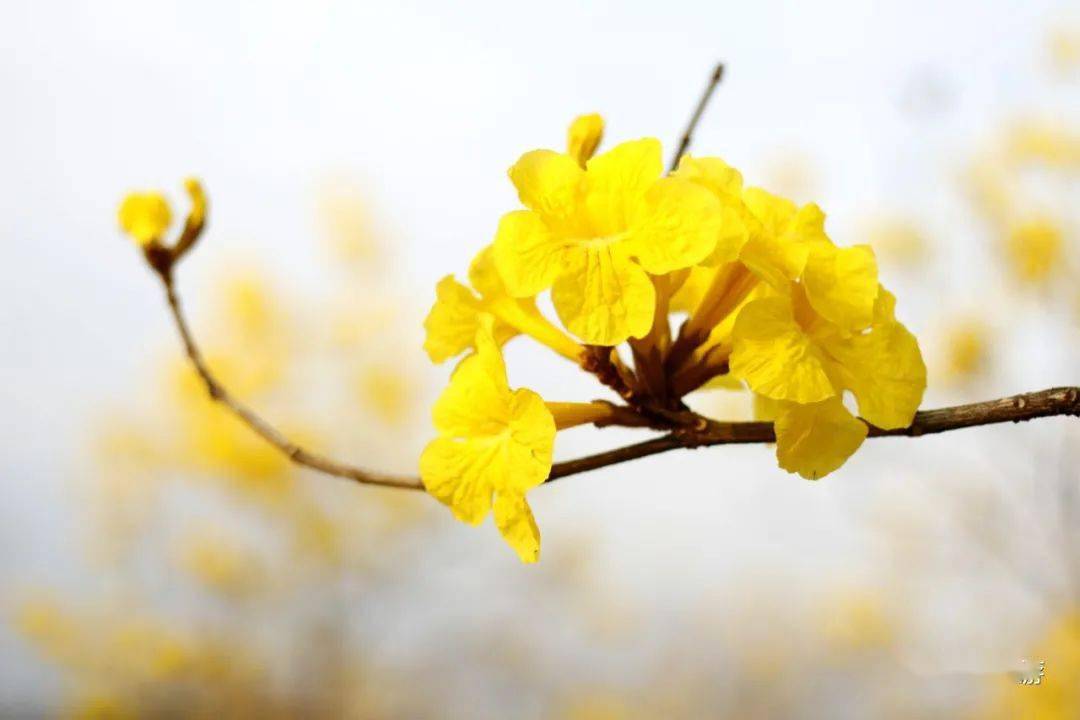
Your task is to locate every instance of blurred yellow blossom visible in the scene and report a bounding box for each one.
[940,319,991,383]
[178,530,264,596]
[862,216,929,268]
[819,590,895,653]
[1005,217,1064,284]
[1048,26,1080,75]
[357,364,412,426]
[316,180,380,267]
[1005,121,1080,169]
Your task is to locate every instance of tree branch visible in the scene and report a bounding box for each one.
[545,387,1080,483]
[668,62,725,173]
[157,268,425,491]
[154,267,1080,491]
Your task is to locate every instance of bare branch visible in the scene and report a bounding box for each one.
[668,62,725,173]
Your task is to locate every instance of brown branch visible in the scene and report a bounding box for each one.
[545,387,1080,483]
[668,62,725,173]
[157,268,424,491]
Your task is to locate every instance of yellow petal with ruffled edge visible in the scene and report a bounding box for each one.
[469,245,583,362]
[422,276,517,363]
[622,177,722,275]
[419,438,497,524]
[740,190,830,288]
[566,114,605,168]
[493,210,570,297]
[673,156,752,266]
[774,397,869,480]
[551,244,655,345]
[825,319,926,430]
[802,244,879,331]
[118,192,172,246]
[674,155,744,200]
[494,492,541,563]
[431,322,512,437]
[584,138,663,235]
[507,149,584,223]
[743,187,798,239]
[729,296,838,403]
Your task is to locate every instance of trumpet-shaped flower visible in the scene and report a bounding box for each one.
[730,284,925,477]
[419,319,555,562]
[423,246,582,363]
[494,138,725,345]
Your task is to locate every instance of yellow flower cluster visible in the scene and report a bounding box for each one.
[423,115,926,562]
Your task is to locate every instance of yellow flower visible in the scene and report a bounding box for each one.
[424,245,582,363]
[737,187,834,289]
[493,138,725,345]
[117,192,171,246]
[567,113,605,167]
[420,318,555,562]
[941,319,990,382]
[731,284,924,478]
[673,155,753,265]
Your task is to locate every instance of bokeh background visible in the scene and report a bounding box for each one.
[2,0,1079,717]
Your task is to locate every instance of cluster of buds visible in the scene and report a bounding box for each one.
[118,178,208,278]
[422,115,926,562]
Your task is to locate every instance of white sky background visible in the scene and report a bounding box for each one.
[1,0,1078,709]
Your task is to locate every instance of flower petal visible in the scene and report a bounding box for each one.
[674,155,744,200]
[507,149,584,222]
[826,320,927,430]
[740,192,830,288]
[507,388,556,490]
[584,138,663,235]
[419,437,495,525]
[493,492,541,563]
[551,245,655,345]
[802,244,879,331]
[624,177,724,274]
[729,296,838,403]
[423,276,516,364]
[431,320,512,437]
[774,397,869,480]
[493,210,570,297]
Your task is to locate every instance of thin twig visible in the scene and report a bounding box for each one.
[668,62,725,173]
[158,269,424,491]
